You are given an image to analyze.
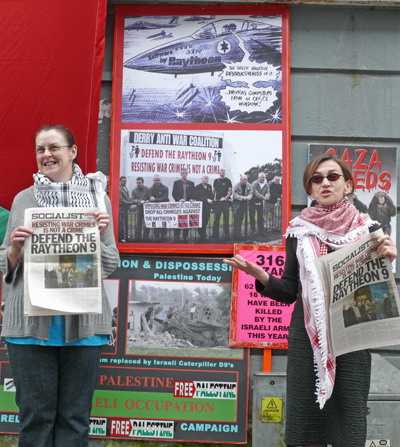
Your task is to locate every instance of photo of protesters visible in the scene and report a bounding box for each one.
[343,283,399,328]
[368,191,397,236]
[119,165,283,244]
[117,129,285,246]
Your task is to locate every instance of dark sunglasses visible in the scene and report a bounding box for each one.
[310,173,343,184]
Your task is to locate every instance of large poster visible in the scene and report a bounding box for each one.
[309,145,398,247]
[0,255,249,444]
[111,4,290,253]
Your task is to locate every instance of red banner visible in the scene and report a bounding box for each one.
[0,0,106,209]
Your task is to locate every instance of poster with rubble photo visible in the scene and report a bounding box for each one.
[119,11,287,124]
[98,254,249,443]
[309,145,398,252]
[116,128,287,248]
[0,255,249,443]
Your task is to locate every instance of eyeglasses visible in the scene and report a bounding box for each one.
[36,145,70,155]
[310,173,343,184]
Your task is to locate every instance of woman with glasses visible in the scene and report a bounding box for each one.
[225,155,396,447]
[0,124,119,447]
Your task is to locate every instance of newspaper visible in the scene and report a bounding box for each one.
[318,231,400,357]
[24,207,102,316]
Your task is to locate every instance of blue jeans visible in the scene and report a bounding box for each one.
[7,344,101,447]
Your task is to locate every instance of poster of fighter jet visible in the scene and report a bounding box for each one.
[120,14,284,124]
[111,5,290,254]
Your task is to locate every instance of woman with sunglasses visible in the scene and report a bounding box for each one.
[225,155,396,447]
[0,124,119,447]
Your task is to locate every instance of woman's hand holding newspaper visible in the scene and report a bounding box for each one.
[372,233,397,262]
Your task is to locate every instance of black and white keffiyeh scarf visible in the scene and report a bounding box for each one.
[33,163,107,210]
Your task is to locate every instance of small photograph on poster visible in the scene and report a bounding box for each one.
[342,283,399,329]
[309,145,398,248]
[44,255,98,289]
[103,279,119,353]
[117,254,241,358]
[121,14,282,124]
[118,129,284,246]
[229,244,294,348]
[126,280,231,355]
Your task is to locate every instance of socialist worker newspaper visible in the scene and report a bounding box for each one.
[24,208,102,316]
[318,231,400,357]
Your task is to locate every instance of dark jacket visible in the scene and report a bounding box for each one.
[213,177,232,201]
[149,183,169,202]
[194,183,213,203]
[132,186,150,204]
[172,179,195,201]
[120,185,132,209]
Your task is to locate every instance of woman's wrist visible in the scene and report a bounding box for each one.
[256,270,269,286]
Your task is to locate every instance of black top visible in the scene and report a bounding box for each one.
[149,184,169,202]
[213,177,232,200]
[172,179,195,201]
[194,183,213,203]
[269,182,282,203]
